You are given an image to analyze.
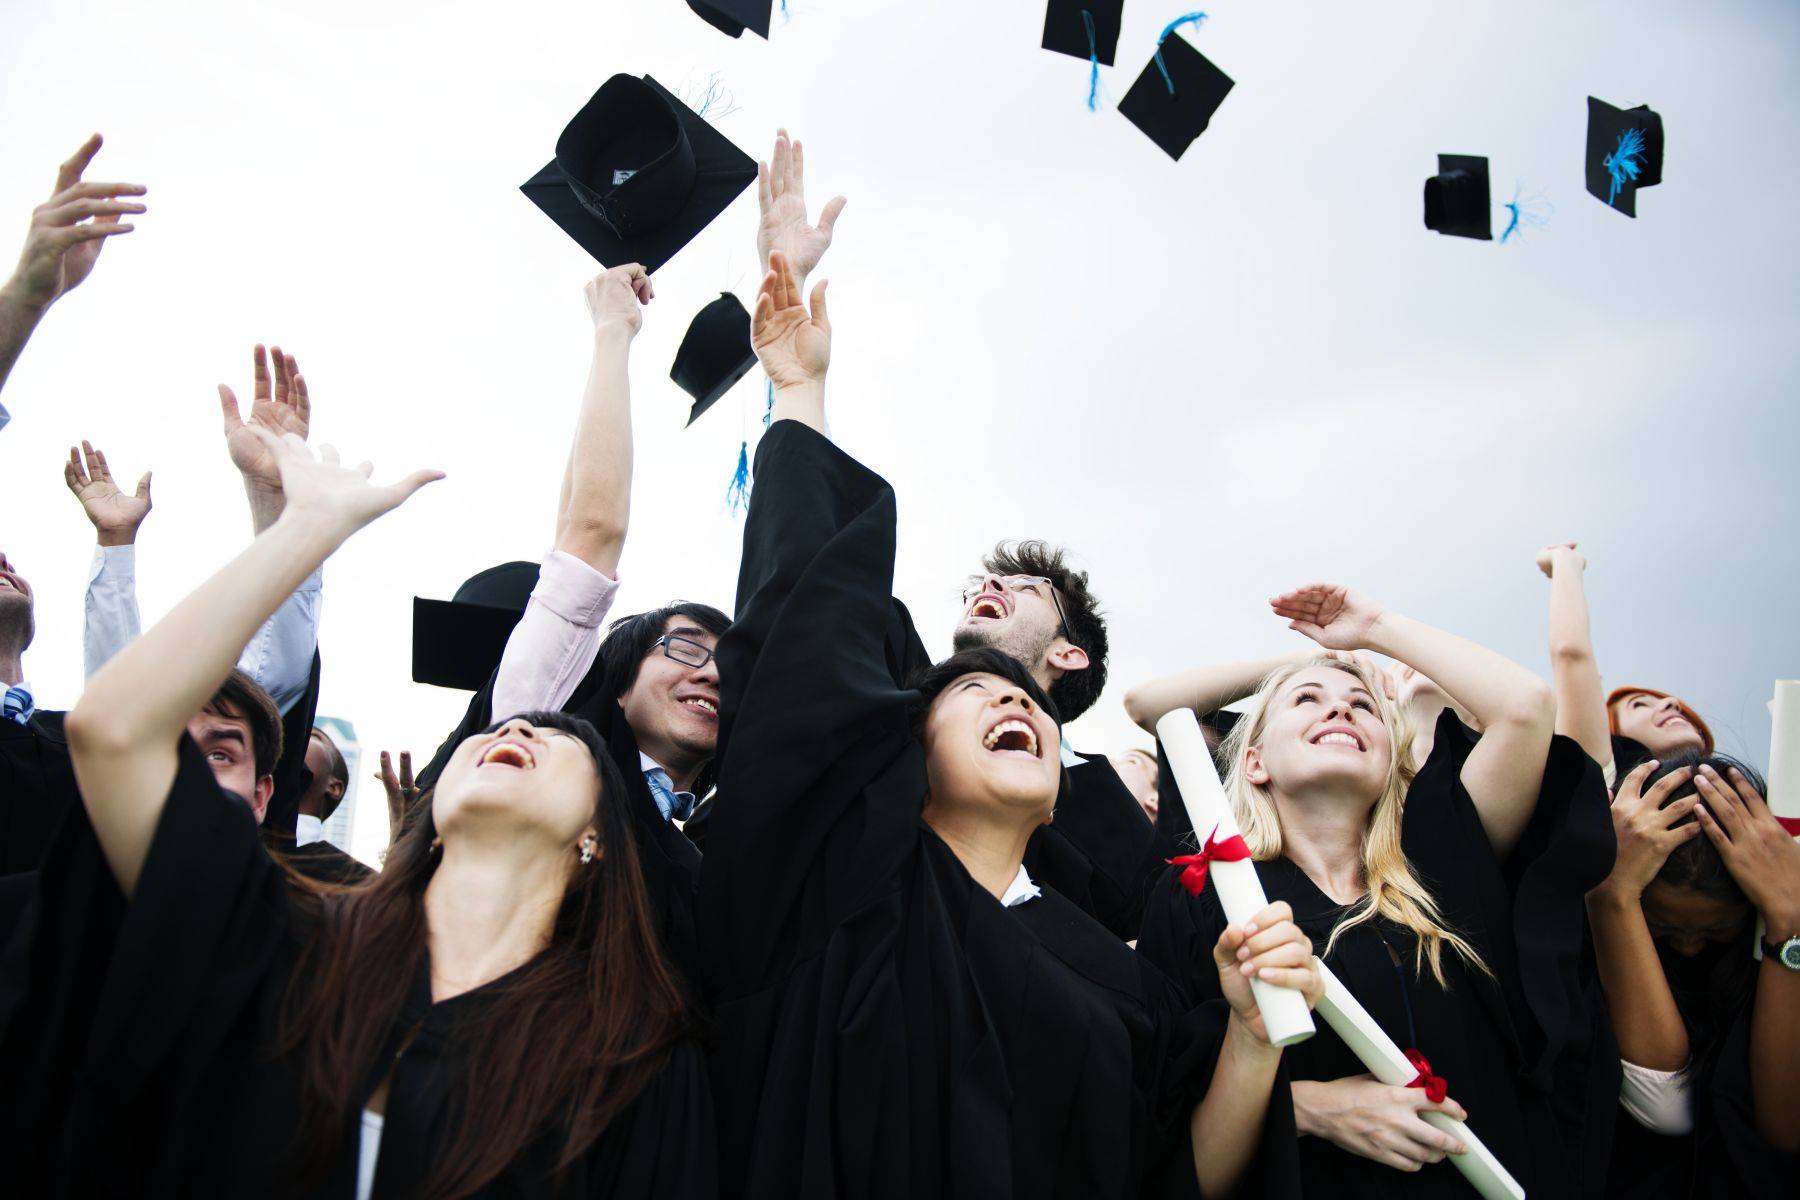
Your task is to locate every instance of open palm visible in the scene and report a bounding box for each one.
[1271,583,1386,651]
[752,251,830,390]
[220,345,311,491]
[252,430,443,535]
[755,129,845,281]
[63,441,150,537]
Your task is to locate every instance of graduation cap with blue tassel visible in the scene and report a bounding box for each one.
[1585,96,1664,218]
[687,0,774,39]
[1042,1,1123,111]
[1118,12,1235,160]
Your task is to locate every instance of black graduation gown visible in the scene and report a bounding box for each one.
[1605,989,1797,1199]
[0,708,78,876]
[415,653,705,983]
[701,421,1266,1200]
[0,736,717,1199]
[283,837,376,885]
[1138,709,1617,1199]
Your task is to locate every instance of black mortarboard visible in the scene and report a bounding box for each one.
[1117,29,1235,160]
[687,0,772,39]
[1423,154,1492,240]
[1042,1,1122,66]
[672,292,757,426]
[412,562,539,690]
[521,75,757,273]
[1585,97,1664,217]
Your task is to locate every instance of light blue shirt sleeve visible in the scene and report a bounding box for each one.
[83,544,142,679]
[0,398,10,433]
[236,566,323,713]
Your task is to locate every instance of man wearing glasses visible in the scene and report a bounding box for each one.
[949,542,1160,940]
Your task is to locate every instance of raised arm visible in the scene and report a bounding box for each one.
[1537,543,1613,771]
[65,432,440,895]
[554,264,651,574]
[0,135,145,407]
[755,128,845,286]
[751,250,829,433]
[65,440,152,678]
[1123,653,1303,734]
[1273,583,1555,857]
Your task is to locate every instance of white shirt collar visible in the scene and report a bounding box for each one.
[999,864,1042,908]
[295,813,325,847]
[1058,741,1084,768]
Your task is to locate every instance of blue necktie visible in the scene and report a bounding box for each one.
[2,683,33,726]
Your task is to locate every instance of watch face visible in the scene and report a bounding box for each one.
[1783,939,1800,970]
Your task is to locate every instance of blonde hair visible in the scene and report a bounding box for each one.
[1219,655,1488,987]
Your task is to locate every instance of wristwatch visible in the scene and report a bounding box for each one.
[1764,934,1800,971]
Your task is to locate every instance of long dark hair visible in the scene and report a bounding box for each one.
[277,711,693,1197]
[1646,751,1762,1077]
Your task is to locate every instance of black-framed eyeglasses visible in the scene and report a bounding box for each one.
[961,574,1071,643]
[653,633,716,669]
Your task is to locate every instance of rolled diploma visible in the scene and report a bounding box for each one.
[1768,681,1800,819]
[1155,710,1315,1048]
[1316,963,1526,1200]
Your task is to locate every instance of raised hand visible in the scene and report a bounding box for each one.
[6,134,145,312]
[583,263,653,336]
[1293,1074,1469,1172]
[756,128,846,281]
[251,429,443,538]
[376,749,419,846]
[1598,760,1701,898]
[752,250,830,392]
[1535,541,1585,578]
[220,344,311,496]
[1693,764,1800,932]
[63,440,151,546]
[1212,900,1324,1044]
[1271,583,1387,652]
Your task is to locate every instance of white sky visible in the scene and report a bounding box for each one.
[3,0,1796,864]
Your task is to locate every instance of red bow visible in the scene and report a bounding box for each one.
[1167,826,1252,896]
[1777,816,1800,838]
[1404,1048,1448,1104]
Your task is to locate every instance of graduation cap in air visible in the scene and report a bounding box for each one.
[1585,97,1664,217]
[412,562,539,690]
[1043,1,1123,65]
[521,75,758,273]
[1118,15,1235,160]
[672,292,757,426]
[1423,154,1492,240]
[687,0,772,39]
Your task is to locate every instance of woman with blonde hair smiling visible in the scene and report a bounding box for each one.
[1131,583,1615,1198]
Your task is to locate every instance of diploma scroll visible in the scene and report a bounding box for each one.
[1315,963,1526,1200]
[1768,680,1800,820]
[1155,710,1316,1048]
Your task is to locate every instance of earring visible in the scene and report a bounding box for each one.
[430,836,443,853]
[579,842,594,865]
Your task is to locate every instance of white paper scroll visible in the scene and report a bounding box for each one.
[1315,963,1526,1200]
[1155,710,1316,1048]
[1768,680,1800,820]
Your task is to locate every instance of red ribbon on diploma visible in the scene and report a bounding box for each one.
[1404,1049,1449,1104]
[1776,816,1800,837]
[1167,825,1252,896]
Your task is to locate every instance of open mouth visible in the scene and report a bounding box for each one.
[681,697,718,718]
[1657,713,1689,728]
[479,741,536,770]
[1309,727,1366,751]
[983,718,1041,759]
[968,594,1008,620]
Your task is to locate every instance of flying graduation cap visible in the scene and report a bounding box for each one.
[1585,97,1664,217]
[687,0,772,39]
[1118,13,1234,160]
[1043,1,1123,108]
[1423,154,1492,240]
[521,75,757,273]
[412,562,539,690]
[671,293,758,426]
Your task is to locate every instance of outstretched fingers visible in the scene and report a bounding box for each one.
[53,133,104,194]
[808,278,830,330]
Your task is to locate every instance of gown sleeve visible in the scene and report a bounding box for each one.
[701,421,922,993]
[0,735,290,1194]
[589,1040,720,1199]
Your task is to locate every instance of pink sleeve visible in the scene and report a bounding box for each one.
[490,550,620,722]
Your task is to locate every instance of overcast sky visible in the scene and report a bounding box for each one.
[3,0,1796,863]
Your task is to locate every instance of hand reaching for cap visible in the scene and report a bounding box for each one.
[220,344,311,501]
[5,134,145,313]
[64,440,151,547]
[753,250,830,393]
[756,129,845,282]
[1272,583,1388,652]
[249,428,443,541]
[584,263,653,336]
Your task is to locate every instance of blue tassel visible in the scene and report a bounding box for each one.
[691,72,739,120]
[1604,128,1646,207]
[1154,11,1209,95]
[780,0,790,15]
[763,378,774,427]
[1082,10,1101,112]
[726,441,751,512]
[1500,183,1553,244]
